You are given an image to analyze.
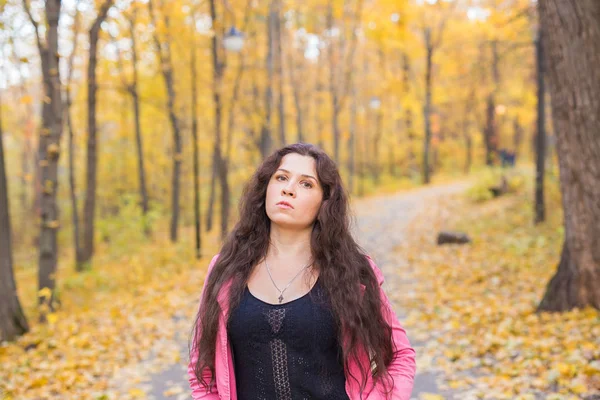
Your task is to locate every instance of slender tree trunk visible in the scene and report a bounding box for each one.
[149,0,182,242]
[315,54,325,150]
[373,111,383,184]
[464,133,472,174]
[205,150,217,232]
[347,81,357,194]
[274,0,286,146]
[534,29,546,224]
[208,0,229,240]
[513,117,523,160]
[0,79,30,341]
[191,43,201,258]
[260,0,275,159]
[422,30,433,184]
[327,1,341,163]
[218,157,230,241]
[292,78,304,143]
[66,102,82,266]
[537,0,600,312]
[484,40,500,166]
[81,0,113,266]
[22,0,64,322]
[402,53,415,174]
[128,11,149,221]
[484,95,495,165]
[65,6,83,270]
[288,30,304,143]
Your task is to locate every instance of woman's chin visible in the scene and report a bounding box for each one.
[269,218,312,231]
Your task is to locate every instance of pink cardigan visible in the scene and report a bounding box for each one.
[188,253,416,400]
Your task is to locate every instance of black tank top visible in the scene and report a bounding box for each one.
[228,276,350,400]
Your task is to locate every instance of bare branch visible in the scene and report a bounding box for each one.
[21,0,42,52]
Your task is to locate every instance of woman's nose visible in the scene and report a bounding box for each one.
[282,184,295,196]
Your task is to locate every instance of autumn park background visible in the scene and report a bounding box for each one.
[1,0,599,399]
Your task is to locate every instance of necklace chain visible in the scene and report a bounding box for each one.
[264,257,313,304]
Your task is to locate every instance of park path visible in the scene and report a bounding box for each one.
[350,181,471,399]
[111,180,471,400]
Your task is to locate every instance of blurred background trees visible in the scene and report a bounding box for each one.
[1,0,598,341]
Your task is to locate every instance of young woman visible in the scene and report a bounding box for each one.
[188,143,416,400]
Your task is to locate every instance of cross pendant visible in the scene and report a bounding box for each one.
[278,294,284,303]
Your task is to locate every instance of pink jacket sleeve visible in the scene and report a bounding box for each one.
[188,254,221,400]
[366,255,417,400]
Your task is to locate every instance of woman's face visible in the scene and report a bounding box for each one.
[265,153,324,230]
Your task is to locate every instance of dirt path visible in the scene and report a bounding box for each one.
[110,180,471,400]
[351,181,471,399]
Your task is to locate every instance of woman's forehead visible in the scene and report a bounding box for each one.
[278,154,317,176]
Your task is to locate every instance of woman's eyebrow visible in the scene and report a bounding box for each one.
[276,168,318,182]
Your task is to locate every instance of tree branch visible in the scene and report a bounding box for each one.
[21,0,42,53]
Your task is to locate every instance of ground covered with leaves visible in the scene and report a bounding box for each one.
[2,172,599,400]
[394,174,600,399]
[0,226,221,399]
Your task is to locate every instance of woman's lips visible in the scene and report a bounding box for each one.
[276,202,293,209]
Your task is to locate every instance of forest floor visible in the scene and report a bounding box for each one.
[2,173,600,399]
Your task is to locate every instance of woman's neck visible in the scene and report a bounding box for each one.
[267,224,313,266]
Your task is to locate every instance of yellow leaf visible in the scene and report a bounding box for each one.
[20,95,33,105]
[420,394,445,400]
[163,385,183,396]
[129,388,146,398]
[46,220,60,229]
[570,383,587,394]
[38,287,52,299]
[47,313,58,324]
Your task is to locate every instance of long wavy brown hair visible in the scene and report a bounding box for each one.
[190,143,395,397]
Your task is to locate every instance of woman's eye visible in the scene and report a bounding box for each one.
[275,175,312,188]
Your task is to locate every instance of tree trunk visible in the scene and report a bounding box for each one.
[205,149,217,232]
[422,30,433,184]
[484,39,500,166]
[65,7,83,269]
[315,54,325,150]
[208,0,229,240]
[128,11,149,221]
[537,0,600,312]
[23,0,64,322]
[292,78,304,144]
[0,78,30,341]
[149,0,182,242]
[534,29,546,224]
[327,1,341,163]
[464,133,472,174]
[81,0,113,266]
[484,95,495,165]
[513,117,523,160]
[347,81,357,194]
[262,0,275,158]
[373,111,383,184]
[274,0,286,146]
[218,157,230,241]
[289,31,304,143]
[191,42,202,258]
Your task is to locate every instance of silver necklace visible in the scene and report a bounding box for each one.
[264,257,313,304]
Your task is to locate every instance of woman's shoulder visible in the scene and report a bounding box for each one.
[364,254,385,286]
[207,253,220,274]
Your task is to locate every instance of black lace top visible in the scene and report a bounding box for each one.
[228,276,350,400]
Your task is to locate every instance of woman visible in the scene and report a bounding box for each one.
[188,143,416,400]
